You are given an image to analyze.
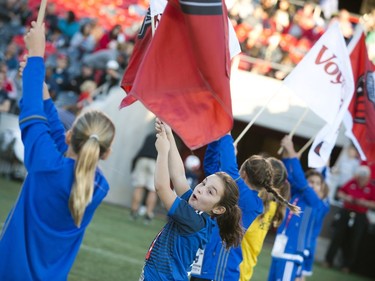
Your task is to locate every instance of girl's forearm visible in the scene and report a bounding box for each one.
[167,132,189,194]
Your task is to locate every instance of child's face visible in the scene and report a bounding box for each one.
[308,175,322,198]
[189,175,225,213]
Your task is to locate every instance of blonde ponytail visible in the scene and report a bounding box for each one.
[68,110,115,227]
[69,138,100,227]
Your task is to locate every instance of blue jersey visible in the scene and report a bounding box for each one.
[191,135,263,281]
[301,198,330,275]
[142,190,215,281]
[0,57,109,281]
[268,157,325,281]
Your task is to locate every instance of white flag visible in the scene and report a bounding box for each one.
[308,123,340,168]
[283,22,354,125]
[150,0,241,58]
[303,23,355,168]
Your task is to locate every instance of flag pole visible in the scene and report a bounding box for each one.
[234,89,281,146]
[151,16,156,36]
[297,135,315,157]
[277,107,309,154]
[36,0,48,25]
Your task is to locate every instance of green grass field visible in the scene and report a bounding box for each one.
[0,177,372,281]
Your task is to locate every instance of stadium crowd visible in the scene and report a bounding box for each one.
[0,0,374,115]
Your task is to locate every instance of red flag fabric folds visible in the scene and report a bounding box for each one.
[120,0,233,149]
[347,29,375,163]
[121,9,153,106]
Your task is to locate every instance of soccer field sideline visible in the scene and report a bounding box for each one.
[0,177,371,281]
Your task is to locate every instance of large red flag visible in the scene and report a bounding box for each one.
[120,0,232,150]
[346,26,375,163]
[121,8,153,105]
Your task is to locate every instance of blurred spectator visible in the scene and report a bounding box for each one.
[96,60,121,97]
[130,132,158,224]
[319,0,338,19]
[337,9,354,43]
[272,0,293,33]
[362,9,375,63]
[69,63,96,95]
[45,3,59,35]
[45,65,59,100]
[3,41,19,75]
[55,91,79,131]
[95,24,124,52]
[51,54,71,97]
[47,26,68,51]
[331,145,360,201]
[0,63,16,110]
[324,165,375,273]
[77,80,97,109]
[288,2,318,41]
[0,72,11,113]
[242,24,265,58]
[184,155,201,188]
[58,10,80,42]
[263,32,283,63]
[68,22,96,76]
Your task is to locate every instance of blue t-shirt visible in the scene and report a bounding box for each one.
[191,135,263,281]
[142,190,215,281]
[0,57,109,281]
[301,198,330,273]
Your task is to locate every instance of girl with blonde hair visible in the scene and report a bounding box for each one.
[0,22,115,280]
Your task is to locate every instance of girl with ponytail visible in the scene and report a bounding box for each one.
[139,120,242,281]
[191,134,296,281]
[0,22,115,280]
[68,110,115,227]
[240,157,300,281]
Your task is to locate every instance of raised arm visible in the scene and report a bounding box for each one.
[20,22,64,172]
[203,139,220,176]
[155,119,190,197]
[19,56,67,154]
[218,134,240,179]
[281,136,322,206]
[154,124,177,211]
[41,78,66,153]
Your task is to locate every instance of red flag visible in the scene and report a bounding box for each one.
[121,9,153,106]
[346,27,375,163]
[120,0,233,150]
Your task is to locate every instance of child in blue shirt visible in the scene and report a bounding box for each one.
[298,186,329,280]
[0,22,116,280]
[140,120,243,281]
[268,136,326,281]
[191,134,298,281]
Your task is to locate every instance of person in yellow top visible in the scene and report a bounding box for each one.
[240,157,292,281]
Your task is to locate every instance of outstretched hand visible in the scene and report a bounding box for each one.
[155,124,170,155]
[155,118,172,135]
[24,21,45,57]
[280,135,298,158]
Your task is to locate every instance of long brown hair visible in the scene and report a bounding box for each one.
[69,110,115,227]
[213,172,243,249]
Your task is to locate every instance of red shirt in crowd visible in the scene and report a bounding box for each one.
[340,179,374,213]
